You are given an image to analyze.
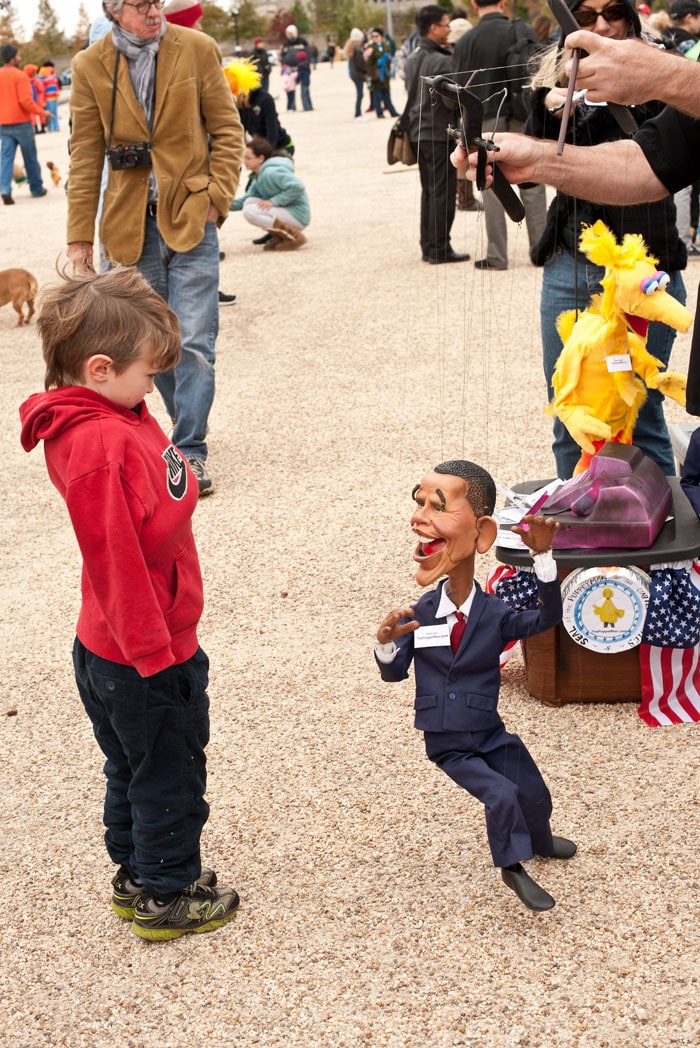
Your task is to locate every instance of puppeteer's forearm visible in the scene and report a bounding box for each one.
[522,138,668,206]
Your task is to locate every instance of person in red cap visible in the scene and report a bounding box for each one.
[251,36,272,92]
[162,0,203,30]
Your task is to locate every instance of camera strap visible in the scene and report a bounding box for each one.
[106,49,120,154]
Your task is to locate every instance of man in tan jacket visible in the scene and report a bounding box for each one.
[67,0,244,495]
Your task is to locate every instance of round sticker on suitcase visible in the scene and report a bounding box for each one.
[561,566,650,653]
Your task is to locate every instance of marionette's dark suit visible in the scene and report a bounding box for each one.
[377,576,562,868]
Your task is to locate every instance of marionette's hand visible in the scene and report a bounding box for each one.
[556,405,612,454]
[376,607,419,645]
[648,370,686,406]
[512,514,560,554]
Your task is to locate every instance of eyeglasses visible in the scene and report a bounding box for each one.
[122,0,165,15]
[573,3,629,26]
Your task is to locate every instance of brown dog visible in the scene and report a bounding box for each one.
[0,268,39,326]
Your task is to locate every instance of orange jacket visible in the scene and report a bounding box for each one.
[0,62,46,123]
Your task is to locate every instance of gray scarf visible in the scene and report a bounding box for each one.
[111,19,165,128]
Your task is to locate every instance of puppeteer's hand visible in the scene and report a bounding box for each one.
[513,514,559,554]
[564,32,655,107]
[376,607,418,645]
[452,133,546,188]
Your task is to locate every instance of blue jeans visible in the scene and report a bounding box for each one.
[138,216,219,461]
[370,87,398,118]
[298,68,313,111]
[541,248,686,478]
[73,639,210,896]
[46,98,60,131]
[0,122,44,196]
[353,80,364,118]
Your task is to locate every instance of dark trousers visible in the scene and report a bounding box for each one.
[72,638,211,895]
[415,140,457,261]
[424,725,554,868]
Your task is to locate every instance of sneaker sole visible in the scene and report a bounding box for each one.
[131,906,238,942]
[112,899,139,920]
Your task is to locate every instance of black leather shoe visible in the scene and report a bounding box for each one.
[423,250,471,265]
[475,258,507,270]
[253,233,274,245]
[2,193,14,205]
[501,864,555,911]
[218,290,236,305]
[549,836,577,860]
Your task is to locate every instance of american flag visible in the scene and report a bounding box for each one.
[638,561,700,726]
[486,564,539,668]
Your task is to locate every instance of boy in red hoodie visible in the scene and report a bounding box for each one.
[19,266,239,941]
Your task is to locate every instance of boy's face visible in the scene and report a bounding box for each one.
[410,470,484,586]
[87,350,159,410]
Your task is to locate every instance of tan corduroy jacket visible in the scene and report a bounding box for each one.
[67,24,244,263]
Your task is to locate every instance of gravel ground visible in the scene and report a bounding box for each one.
[1,65,699,1048]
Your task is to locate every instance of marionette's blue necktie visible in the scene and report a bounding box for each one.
[450,611,466,654]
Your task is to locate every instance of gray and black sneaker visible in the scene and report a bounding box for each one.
[132,881,239,941]
[111,865,218,921]
[187,457,214,497]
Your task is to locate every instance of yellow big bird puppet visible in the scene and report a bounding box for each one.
[551,221,693,475]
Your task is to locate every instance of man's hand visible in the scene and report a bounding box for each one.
[206,203,220,223]
[67,241,95,274]
[376,607,418,645]
[512,514,560,554]
[565,33,658,106]
[451,134,546,189]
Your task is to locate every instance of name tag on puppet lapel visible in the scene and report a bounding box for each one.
[606,354,632,373]
[414,624,451,648]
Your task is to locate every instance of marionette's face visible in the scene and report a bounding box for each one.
[410,471,495,586]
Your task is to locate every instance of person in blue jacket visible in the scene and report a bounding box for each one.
[230,136,310,251]
[375,459,577,912]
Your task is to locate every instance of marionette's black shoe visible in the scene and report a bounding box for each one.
[549,836,577,860]
[501,864,555,911]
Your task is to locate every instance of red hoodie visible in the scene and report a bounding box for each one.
[20,387,203,677]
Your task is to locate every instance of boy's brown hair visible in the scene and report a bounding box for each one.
[38,265,181,390]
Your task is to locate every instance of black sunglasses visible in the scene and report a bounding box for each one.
[573,3,629,26]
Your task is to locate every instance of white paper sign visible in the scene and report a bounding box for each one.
[606,354,632,373]
[414,624,451,648]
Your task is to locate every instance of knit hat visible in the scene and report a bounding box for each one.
[285,25,298,38]
[565,0,642,36]
[448,17,472,43]
[349,28,364,41]
[163,0,204,28]
[254,37,264,45]
[669,0,700,19]
[1,44,18,64]
[24,64,39,76]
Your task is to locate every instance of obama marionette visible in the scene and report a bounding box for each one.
[375,460,576,911]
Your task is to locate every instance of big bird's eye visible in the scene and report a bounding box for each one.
[640,271,669,295]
